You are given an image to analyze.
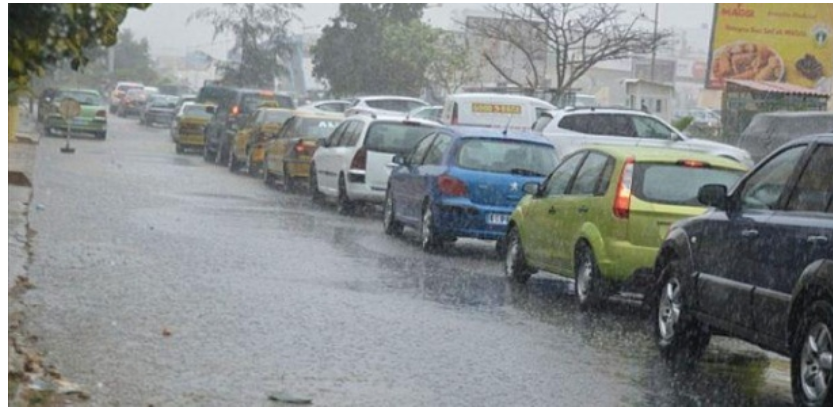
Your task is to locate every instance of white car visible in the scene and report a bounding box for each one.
[310,115,441,215]
[344,96,429,118]
[297,100,352,114]
[532,108,754,167]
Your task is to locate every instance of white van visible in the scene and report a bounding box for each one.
[440,93,556,131]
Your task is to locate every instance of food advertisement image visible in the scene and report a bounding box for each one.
[706,3,833,89]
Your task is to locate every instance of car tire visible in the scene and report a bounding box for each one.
[574,242,603,311]
[203,145,215,163]
[504,226,532,284]
[96,131,107,140]
[337,175,355,216]
[228,148,240,172]
[383,189,404,237]
[791,300,833,407]
[653,258,711,362]
[262,157,276,187]
[310,165,324,204]
[420,202,441,252]
[283,164,296,193]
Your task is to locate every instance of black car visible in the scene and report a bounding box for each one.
[200,86,294,164]
[139,94,178,126]
[650,134,833,406]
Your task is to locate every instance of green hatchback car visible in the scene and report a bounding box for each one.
[43,89,108,139]
[504,145,747,309]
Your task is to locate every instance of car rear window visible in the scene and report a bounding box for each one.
[365,122,437,154]
[291,117,341,139]
[456,139,557,177]
[56,91,102,106]
[183,105,212,118]
[366,99,426,113]
[633,163,744,206]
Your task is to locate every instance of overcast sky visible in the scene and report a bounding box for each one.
[122,3,716,59]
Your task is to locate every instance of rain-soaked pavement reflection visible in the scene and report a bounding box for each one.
[25,116,794,406]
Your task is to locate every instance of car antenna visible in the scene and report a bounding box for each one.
[502,116,513,136]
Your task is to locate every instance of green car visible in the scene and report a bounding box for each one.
[504,145,747,309]
[43,89,108,139]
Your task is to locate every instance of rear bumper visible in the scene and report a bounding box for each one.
[284,157,312,179]
[432,199,514,241]
[44,117,106,133]
[177,133,205,146]
[596,240,658,286]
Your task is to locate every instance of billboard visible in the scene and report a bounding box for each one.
[706,4,833,89]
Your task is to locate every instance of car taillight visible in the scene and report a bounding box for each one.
[350,147,367,170]
[231,105,239,115]
[677,160,709,168]
[95,110,106,117]
[293,141,306,155]
[438,174,467,197]
[613,157,634,219]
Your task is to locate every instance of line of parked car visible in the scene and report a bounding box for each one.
[168,85,833,407]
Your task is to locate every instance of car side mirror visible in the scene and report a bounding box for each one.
[522,182,541,196]
[698,184,728,209]
[392,154,405,165]
[205,106,215,114]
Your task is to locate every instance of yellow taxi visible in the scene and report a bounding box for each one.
[228,107,293,174]
[173,103,214,154]
[263,111,343,191]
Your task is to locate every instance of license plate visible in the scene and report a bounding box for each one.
[487,214,509,225]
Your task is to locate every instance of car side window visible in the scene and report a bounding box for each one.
[632,116,676,139]
[569,152,611,196]
[345,121,365,147]
[558,114,592,134]
[543,152,585,196]
[334,121,359,147]
[785,144,833,213]
[326,122,349,147]
[739,145,807,210]
[589,114,637,137]
[409,133,437,166]
[423,134,453,166]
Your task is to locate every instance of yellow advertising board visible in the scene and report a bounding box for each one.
[707,3,833,89]
[471,103,522,114]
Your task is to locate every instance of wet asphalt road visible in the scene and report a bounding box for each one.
[25,116,794,406]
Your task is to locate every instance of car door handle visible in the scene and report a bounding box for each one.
[741,229,759,238]
[548,206,557,214]
[807,235,829,245]
[577,206,589,214]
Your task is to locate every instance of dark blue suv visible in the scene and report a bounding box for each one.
[650,134,833,407]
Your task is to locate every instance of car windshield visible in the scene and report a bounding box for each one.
[55,90,102,106]
[456,138,557,176]
[365,122,437,153]
[634,163,745,206]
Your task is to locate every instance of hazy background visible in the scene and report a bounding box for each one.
[122,3,715,60]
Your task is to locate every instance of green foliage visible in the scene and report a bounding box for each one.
[189,4,301,89]
[312,4,433,96]
[672,116,695,132]
[9,4,150,102]
[427,32,479,96]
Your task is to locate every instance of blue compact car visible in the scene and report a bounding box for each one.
[383,126,558,253]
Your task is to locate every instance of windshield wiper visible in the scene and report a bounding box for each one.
[509,168,545,177]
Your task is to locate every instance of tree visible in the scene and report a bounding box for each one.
[9,4,150,100]
[312,4,433,96]
[189,3,301,89]
[111,29,159,85]
[466,4,672,98]
[426,31,481,96]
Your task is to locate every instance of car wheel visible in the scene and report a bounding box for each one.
[383,189,404,237]
[504,226,532,284]
[283,164,296,193]
[337,175,355,215]
[228,147,240,172]
[96,131,107,140]
[574,242,603,311]
[420,203,441,252]
[495,237,508,258]
[203,144,215,163]
[310,165,324,204]
[653,258,711,362]
[262,157,275,186]
[791,300,833,407]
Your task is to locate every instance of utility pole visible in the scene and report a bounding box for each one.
[650,3,659,81]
